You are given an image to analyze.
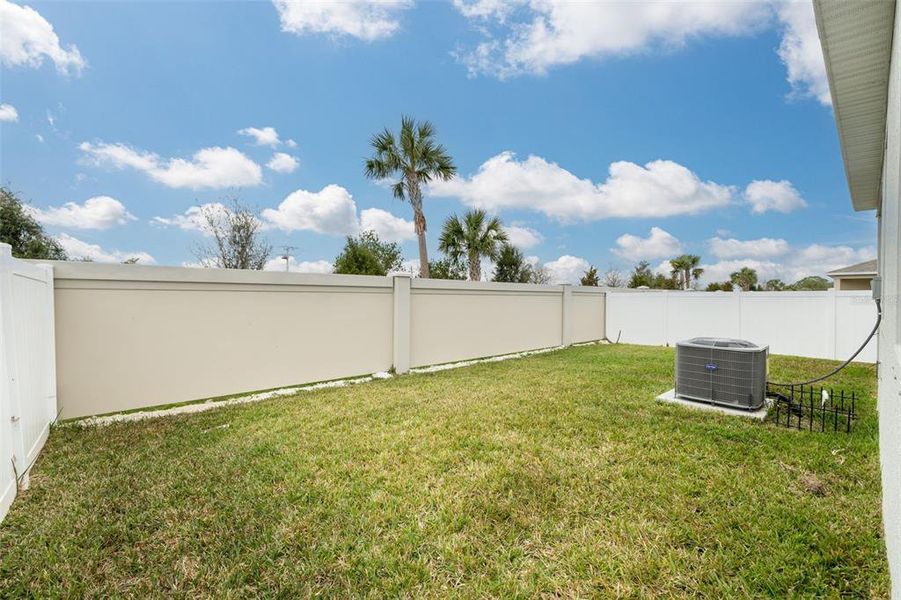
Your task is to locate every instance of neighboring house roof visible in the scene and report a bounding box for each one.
[814,0,896,211]
[827,259,878,277]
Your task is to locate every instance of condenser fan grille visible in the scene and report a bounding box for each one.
[675,338,767,410]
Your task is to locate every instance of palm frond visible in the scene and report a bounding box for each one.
[438,214,465,260]
[392,181,406,201]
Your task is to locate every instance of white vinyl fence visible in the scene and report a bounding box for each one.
[605,289,878,363]
[0,244,57,524]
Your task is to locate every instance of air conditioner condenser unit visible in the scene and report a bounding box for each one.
[675,337,768,411]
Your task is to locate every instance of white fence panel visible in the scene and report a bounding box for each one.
[606,290,877,363]
[0,244,57,524]
[666,293,739,342]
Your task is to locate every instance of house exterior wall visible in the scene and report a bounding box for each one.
[835,276,873,291]
[879,5,901,592]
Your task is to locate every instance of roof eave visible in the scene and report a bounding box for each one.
[814,0,896,212]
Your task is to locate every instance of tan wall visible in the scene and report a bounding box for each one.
[409,280,563,367]
[572,289,607,343]
[52,263,394,419]
[48,263,607,419]
[834,276,872,291]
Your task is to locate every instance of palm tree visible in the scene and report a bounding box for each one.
[730,266,759,291]
[669,254,702,290]
[364,116,456,278]
[438,209,508,281]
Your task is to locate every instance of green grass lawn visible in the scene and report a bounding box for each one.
[0,344,888,597]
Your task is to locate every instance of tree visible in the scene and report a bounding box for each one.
[529,263,551,284]
[628,261,655,288]
[438,209,508,281]
[580,265,599,286]
[706,281,734,292]
[0,187,67,260]
[492,243,533,283]
[193,200,270,270]
[602,267,625,288]
[364,116,456,279]
[428,257,466,280]
[628,261,676,289]
[669,254,703,290]
[764,278,786,291]
[334,230,403,276]
[789,275,831,291]
[730,266,759,291]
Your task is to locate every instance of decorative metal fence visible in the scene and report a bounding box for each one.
[768,383,857,433]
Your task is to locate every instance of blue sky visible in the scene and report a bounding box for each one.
[0,0,877,284]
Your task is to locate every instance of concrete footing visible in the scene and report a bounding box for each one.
[656,389,769,421]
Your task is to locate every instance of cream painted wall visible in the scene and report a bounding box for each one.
[52,263,395,419]
[878,5,901,594]
[572,290,607,343]
[408,279,596,368]
[47,263,607,419]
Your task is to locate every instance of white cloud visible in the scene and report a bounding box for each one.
[267,152,299,173]
[744,179,807,214]
[1,0,85,74]
[262,184,359,235]
[544,255,590,284]
[158,191,414,243]
[273,0,412,41]
[505,225,543,249]
[152,202,228,235]
[708,236,790,260]
[27,196,135,230]
[612,226,682,261]
[285,139,298,148]
[430,152,733,221]
[56,233,154,264]
[453,1,830,109]
[700,242,876,285]
[0,103,18,122]
[454,0,770,78]
[238,126,281,147]
[79,141,262,189]
[264,256,333,274]
[359,207,415,242]
[776,1,830,106]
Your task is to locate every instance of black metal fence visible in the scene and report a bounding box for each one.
[768,383,857,433]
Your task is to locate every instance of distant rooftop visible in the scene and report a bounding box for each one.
[827,259,878,277]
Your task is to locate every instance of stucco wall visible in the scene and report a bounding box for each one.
[408,279,605,368]
[48,263,607,419]
[879,4,901,593]
[52,264,395,419]
[572,289,607,343]
[835,277,872,291]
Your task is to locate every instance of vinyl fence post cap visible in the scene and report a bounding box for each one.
[387,271,413,278]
